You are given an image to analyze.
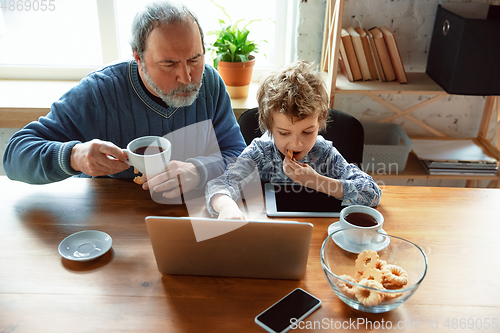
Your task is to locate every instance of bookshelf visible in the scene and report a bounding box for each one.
[320,0,500,188]
[335,72,443,95]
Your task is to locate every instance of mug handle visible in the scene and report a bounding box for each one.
[373,230,387,244]
[122,149,133,166]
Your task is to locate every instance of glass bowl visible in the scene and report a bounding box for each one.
[320,229,427,313]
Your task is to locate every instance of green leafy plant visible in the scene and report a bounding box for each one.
[207,0,260,69]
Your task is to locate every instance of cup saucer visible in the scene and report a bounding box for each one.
[58,230,112,261]
[327,222,390,254]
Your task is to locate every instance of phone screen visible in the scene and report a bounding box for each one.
[255,288,321,333]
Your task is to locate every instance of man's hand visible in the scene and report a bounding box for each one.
[142,160,201,198]
[70,139,130,176]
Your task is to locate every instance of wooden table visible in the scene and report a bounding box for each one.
[1,176,499,332]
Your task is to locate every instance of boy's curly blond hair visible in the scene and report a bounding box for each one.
[256,61,329,134]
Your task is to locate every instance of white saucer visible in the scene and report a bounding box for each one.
[58,230,112,261]
[327,222,390,254]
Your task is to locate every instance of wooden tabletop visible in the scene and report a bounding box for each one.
[1,176,499,332]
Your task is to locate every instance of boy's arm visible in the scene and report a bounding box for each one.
[284,143,381,206]
[283,157,345,198]
[311,174,344,199]
[330,154,381,207]
[205,147,261,217]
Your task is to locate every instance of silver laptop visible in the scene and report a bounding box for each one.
[145,216,313,280]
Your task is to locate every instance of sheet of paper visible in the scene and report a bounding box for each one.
[411,139,497,162]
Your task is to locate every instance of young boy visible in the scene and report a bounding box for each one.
[206,61,381,220]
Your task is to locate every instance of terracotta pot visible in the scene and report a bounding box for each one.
[217,56,256,87]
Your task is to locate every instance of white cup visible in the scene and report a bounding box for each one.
[339,205,384,245]
[122,136,171,175]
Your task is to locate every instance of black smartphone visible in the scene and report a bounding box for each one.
[254,288,322,333]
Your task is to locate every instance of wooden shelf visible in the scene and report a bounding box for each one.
[335,72,446,95]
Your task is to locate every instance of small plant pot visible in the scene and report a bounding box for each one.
[217,56,256,98]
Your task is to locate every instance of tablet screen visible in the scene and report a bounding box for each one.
[265,183,343,217]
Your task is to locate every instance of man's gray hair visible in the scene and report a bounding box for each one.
[130,1,205,59]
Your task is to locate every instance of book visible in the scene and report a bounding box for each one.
[355,27,379,80]
[368,27,396,82]
[379,26,408,84]
[411,139,498,163]
[412,139,499,175]
[423,168,498,176]
[421,161,498,175]
[338,37,354,82]
[340,29,362,81]
[365,29,386,81]
[422,159,497,176]
[423,159,498,170]
[347,27,371,80]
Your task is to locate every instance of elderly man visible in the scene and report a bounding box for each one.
[3,1,246,198]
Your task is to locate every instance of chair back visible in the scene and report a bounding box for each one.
[237,107,364,166]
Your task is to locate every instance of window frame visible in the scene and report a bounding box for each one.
[0,0,296,80]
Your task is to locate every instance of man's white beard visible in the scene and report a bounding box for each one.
[143,65,203,108]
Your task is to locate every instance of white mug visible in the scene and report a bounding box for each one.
[122,136,171,175]
[339,205,384,245]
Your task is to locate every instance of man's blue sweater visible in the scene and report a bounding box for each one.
[3,60,246,184]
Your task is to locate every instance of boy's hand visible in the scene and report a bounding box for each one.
[283,156,319,187]
[211,194,246,220]
[283,156,344,199]
[218,206,246,220]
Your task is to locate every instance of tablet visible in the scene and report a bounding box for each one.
[264,183,344,217]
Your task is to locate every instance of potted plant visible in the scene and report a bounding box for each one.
[208,1,260,98]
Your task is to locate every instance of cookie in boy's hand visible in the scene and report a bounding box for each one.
[287,149,293,160]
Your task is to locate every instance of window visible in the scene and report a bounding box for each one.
[0,0,295,80]
[0,0,106,79]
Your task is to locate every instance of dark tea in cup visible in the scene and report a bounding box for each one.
[344,212,378,227]
[133,146,165,155]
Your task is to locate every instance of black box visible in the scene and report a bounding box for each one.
[426,5,500,95]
